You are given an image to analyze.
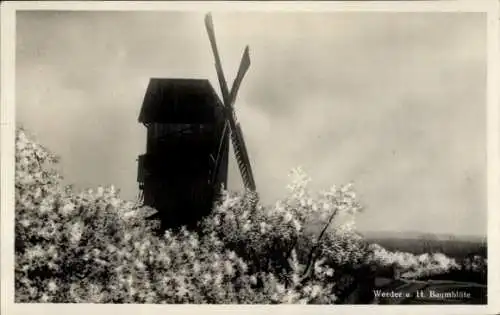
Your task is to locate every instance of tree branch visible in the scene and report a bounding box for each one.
[300,208,339,283]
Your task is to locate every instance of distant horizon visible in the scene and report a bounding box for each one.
[360,229,487,240]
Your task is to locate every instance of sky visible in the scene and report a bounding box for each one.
[16,11,487,236]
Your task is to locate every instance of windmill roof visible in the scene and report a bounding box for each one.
[138,78,224,124]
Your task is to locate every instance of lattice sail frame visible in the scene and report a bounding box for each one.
[205,13,258,201]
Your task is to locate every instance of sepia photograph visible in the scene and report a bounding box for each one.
[1,1,499,314]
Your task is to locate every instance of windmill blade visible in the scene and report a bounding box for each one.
[205,13,230,105]
[226,116,257,192]
[228,46,251,109]
[226,51,256,192]
[205,14,251,110]
[210,46,254,187]
[205,13,258,194]
[232,124,256,191]
[223,45,256,191]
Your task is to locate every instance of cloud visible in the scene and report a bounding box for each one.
[16,11,486,235]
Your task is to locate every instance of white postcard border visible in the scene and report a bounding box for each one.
[1,1,499,314]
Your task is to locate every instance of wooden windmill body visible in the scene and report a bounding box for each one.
[137,13,258,230]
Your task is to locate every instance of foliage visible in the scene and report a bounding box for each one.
[14,128,487,304]
[367,243,459,279]
[366,243,487,282]
[15,128,369,304]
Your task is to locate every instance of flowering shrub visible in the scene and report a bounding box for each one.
[365,243,488,280]
[15,128,370,304]
[16,127,485,303]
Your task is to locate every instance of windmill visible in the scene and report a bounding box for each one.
[136,13,259,231]
[204,13,259,207]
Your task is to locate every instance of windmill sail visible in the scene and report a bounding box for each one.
[233,124,256,190]
[205,13,257,193]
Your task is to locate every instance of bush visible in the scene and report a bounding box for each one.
[366,243,487,282]
[16,128,483,303]
[15,128,371,304]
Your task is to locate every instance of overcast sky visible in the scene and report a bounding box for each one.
[16,11,487,236]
